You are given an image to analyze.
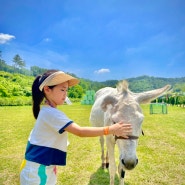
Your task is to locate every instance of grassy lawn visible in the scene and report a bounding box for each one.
[0,104,185,185]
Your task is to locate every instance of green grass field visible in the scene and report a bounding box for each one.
[0,104,185,185]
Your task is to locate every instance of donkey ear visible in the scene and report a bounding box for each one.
[135,85,171,104]
[101,95,118,112]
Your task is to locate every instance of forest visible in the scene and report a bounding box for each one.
[0,52,185,106]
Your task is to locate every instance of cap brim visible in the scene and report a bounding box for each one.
[47,73,80,87]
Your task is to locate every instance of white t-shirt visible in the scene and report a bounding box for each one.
[25,106,73,166]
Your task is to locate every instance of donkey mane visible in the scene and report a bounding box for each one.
[117,80,129,94]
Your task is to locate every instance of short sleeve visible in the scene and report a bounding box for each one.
[39,106,73,133]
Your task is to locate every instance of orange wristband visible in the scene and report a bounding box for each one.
[103,126,109,135]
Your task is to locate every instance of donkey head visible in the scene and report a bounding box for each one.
[101,80,171,170]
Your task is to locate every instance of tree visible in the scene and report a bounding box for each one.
[68,85,83,98]
[12,54,25,69]
[0,51,7,71]
[30,66,47,76]
[0,59,7,71]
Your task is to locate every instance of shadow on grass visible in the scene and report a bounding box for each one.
[88,167,130,185]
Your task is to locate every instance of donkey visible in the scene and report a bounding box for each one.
[90,80,171,185]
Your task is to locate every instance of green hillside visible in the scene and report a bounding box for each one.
[0,70,185,106]
[127,75,185,92]
[0,52,184,93]
[0,71,34,105]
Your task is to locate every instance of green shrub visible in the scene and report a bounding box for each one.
[0,97,32,106]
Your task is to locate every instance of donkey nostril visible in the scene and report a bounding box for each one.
[122,159,125,165]
[136,159,138,165]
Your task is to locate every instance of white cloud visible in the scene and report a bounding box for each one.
[0,33,15,44]
[43,38,52,42]
[94,68,110,74]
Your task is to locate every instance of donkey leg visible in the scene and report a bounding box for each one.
[106,136,116,185]
[105,150,109,168]
[118,162,125,185]
[100,136,105,168]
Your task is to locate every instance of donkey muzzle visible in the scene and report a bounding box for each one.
[121,158,138,170]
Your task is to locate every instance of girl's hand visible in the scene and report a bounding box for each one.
[109,121,132,138]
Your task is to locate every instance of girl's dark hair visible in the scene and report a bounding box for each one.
[32,70,59,119]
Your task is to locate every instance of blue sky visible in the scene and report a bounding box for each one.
[0,0,185,81]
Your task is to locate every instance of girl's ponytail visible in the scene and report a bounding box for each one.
[32,75,44,119]
[32,70,59,119]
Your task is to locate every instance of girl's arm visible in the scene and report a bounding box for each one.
[65,122,132,138]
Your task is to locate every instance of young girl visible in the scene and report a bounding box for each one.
[20,70,132,185]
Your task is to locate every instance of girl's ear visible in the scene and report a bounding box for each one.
[43,86,50,94]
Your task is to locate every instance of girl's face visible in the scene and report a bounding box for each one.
[44,82,69,107]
